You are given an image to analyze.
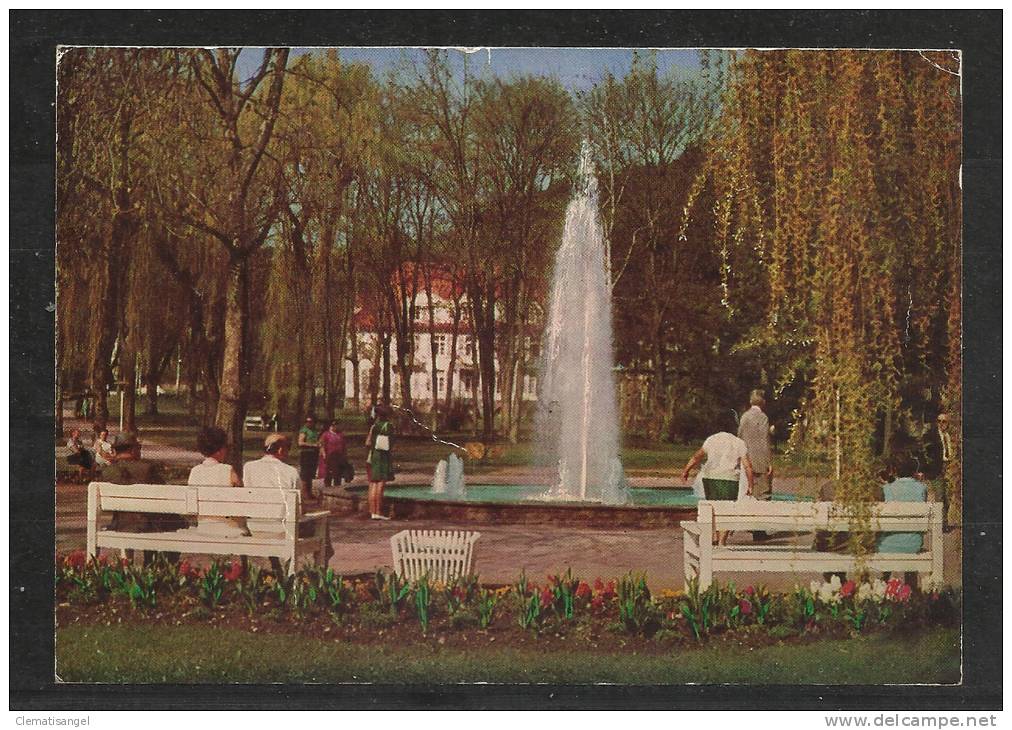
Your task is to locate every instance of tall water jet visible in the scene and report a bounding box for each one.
[537,141,627,504]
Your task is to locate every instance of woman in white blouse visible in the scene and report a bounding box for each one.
[188,426,248,537]
[93,427,114,467]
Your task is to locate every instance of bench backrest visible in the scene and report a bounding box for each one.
[89,482,301,521]
[697,499,941,532]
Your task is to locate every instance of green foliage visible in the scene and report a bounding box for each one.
[236,564,270,618]
[513,572,542,631]
[318,568,350,618]
[547,569,580,621]
[413,575,432,634]
[476,587,499,629]
[616,572,659,635]
[374,569,411,618]
[198,562,225,610]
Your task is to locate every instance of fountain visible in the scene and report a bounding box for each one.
[431,459,448,494]
[328,142,812,524]
[431,453,466,499]
[537,140,627,505]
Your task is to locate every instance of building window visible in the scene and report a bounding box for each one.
[464,336,474,358]
[436,370,446,393]
[433,334,447,356]
[526,375,537,396]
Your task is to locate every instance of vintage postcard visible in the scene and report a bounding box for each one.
[51,43,967,689]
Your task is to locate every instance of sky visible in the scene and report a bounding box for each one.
[237,47,702,91]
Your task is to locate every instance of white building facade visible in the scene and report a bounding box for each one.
[344,286,540,410]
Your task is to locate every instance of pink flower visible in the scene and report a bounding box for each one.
[603,580,617,600]
[593,578,605,592]
[738,598,753,615]
[897,584,912,602]
[179,560,201,579]
[540,588,554,609]
[743,585,755,596]
[840,580,856,599]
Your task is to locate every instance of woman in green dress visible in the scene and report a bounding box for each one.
[366,404,395,520]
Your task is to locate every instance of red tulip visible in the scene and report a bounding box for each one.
[739,598,753,615]
[575,581,591,599]
[64,550,87,570]
[840,580,856,598]
[897,584,912,602]
[222,561,242,582]
[591,595,605,611]
[743,585,755,596]
[540,588,554,609]
[593,577,605,592]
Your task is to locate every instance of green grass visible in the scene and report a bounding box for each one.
[56,625,960,684]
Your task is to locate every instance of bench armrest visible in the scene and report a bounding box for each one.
[300,510,330,523]
[680,521,702,535]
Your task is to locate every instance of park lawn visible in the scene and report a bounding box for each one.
[56,624,959,684]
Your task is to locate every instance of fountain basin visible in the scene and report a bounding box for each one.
[323,483,810,529]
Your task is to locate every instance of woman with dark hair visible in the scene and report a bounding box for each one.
[365,404,395,520]
[188,426,247,536]
[317,419,348,491]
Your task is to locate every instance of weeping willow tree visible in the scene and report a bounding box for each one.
[683,50,962,538]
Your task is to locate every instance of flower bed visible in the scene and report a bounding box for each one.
[55,550,959,650]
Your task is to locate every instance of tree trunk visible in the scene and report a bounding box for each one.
[145,368,159,415]
[215,256,250,471]
[350,332,361,411]
[381,333,392,405]
[425,277,439,427]
[121,339,137,434]
[443,296,462,428]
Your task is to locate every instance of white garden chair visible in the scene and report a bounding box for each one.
[390,529,481,583]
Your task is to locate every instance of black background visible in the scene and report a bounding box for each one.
[10,10,1002,710]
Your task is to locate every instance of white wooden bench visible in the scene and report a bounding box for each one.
[244,415,266,430]
[86,482,330,574]
[682,500,943,590]
[390,529,481,582]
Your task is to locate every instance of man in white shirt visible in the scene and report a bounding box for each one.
[243,433,300,493]
[682,417,754,546]
[243,433,301,549]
